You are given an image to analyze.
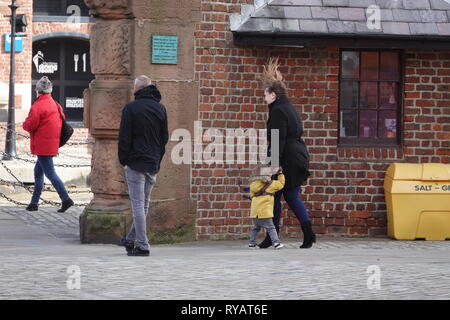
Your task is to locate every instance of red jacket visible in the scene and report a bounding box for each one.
[23,94,65,156]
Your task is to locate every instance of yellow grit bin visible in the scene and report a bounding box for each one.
[384,163,450,241]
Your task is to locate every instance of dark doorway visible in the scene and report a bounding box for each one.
[32,37,94,124]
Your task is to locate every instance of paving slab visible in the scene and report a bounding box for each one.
[0,206,450,300]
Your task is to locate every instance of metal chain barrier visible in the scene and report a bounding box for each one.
[0,192,29,206]
[0,124,30,140]
[0,177,26,188]
[65,140,95,146]
[0,125,94,146]
[37,151,92,161]
[0,151,91,168]
[0,160,91,207]
[0,178,92,194]
[0,159,58,206]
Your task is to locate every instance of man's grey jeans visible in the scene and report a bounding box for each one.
[124,166,157,251]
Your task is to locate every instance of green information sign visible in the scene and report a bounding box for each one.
[152,35,178,65]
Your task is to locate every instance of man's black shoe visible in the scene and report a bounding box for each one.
[58,199,74,213]
[119,238,134,254]
[127,247,150,256]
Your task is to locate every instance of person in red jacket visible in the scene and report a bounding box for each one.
[23,76,73,213]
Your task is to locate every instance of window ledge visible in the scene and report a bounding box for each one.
[338,142,400,148]
[33,15,95,23]
[336,146,404,162]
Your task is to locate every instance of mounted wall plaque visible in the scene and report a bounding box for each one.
[151,35,178,65]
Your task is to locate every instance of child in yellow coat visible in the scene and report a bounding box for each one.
[248,165,285,249]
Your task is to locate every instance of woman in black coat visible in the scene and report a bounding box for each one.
[258,59,316,249]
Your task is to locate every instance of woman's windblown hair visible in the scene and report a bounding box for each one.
[260,57,287,97]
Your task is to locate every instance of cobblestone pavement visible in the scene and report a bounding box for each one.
[1,206,450,300]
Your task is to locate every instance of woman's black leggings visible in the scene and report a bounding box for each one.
[273,186,310,227]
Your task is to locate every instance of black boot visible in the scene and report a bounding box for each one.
[26,203,38,211]
[300,220,316,249]
[119,238,134,254]
[58,198,74,213]
[258,226,279,248]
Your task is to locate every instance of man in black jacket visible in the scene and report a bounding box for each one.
[118,75,169,256]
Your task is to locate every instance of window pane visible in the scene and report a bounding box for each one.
[341,51,359,78]
[340,110,357,137]
[379,82,398,109]
[360,82,377,109]
[380,52,399,80]
[65,41,92,81]
[359,111,377,137]
[67,1,91,16]
[34,0,90,16]
[379,111,397,138]
[32,39,61,80]
[65,86,86,122]
[361,52,378,80]
[340,81,359,109]
[34,0,61,15]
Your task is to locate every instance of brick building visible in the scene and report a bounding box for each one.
[3,1,448,242]
[192,0,450,240]
[0,0,93,151]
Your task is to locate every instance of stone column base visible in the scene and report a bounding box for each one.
[79,201,132,244]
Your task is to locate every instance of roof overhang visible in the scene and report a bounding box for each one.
[233,32,450,50]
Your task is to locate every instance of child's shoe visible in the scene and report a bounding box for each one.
[274,243,284,249]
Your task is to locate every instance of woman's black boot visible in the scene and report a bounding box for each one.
[26,203,38,211]
[300,220,316,249]
[258,226,279,248]
[58,198,74,213]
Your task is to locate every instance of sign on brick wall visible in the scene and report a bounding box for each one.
[151,35,178,65]
[4,33,24,53]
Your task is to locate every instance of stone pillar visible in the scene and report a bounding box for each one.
[80,0,134,243]
[80,0,200,243]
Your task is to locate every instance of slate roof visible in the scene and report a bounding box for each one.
[231,0,450,38]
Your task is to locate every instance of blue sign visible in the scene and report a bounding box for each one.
[152,35,178,65]
[4,33,24,53]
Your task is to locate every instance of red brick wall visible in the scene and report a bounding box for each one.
[0,0,33,86]
[193,0,450,240]
[33,21,92,37]
[404,51,450,164]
